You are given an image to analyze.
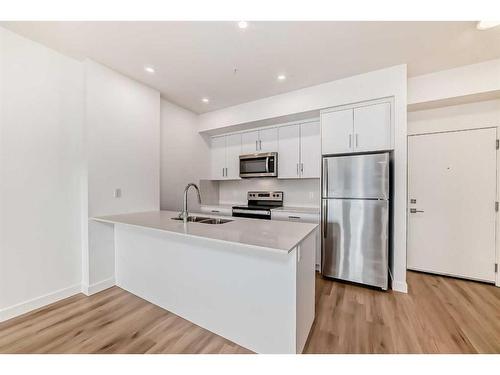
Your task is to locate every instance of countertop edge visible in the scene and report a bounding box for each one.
[91,216,317,255]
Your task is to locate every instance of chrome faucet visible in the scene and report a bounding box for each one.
[179,183,202,222]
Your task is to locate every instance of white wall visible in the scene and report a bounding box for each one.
[0,28,84,320]
[219,179,320,207]
[160,99,211,211]
[408,59,500,106]
[198,65,408,292]
[84,60,160,292]
[408,99,500,135]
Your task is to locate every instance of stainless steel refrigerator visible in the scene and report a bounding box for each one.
[321,152,390,290]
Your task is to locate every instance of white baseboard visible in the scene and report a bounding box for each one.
[0,283,81,323]
[81,277,115,296]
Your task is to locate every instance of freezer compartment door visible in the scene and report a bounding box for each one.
[322,153,389,199]
[321,198,389,289]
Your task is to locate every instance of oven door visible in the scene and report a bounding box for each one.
[239,152,277,178]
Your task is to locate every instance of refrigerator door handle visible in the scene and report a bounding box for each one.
[323,200,328,238]
[322,158,329,197]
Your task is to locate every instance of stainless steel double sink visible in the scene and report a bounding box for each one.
[171,215,232,224]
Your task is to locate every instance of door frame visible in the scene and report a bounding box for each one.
[407,126,499,287]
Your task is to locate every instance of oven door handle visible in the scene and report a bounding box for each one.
[265,157,270,173]
[232,209,271,216]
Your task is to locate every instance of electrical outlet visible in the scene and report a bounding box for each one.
[114,188,122,198]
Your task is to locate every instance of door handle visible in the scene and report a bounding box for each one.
[410,208,424,213]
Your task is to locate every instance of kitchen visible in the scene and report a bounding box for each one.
[0,16,499,364]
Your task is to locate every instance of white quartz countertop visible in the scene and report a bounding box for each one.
[92,210,318,254]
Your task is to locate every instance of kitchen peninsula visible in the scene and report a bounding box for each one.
[92,210,318,354]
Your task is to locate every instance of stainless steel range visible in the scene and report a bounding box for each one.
[232,191,283,220]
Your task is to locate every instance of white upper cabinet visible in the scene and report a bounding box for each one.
[300,121,321,178]
[321,101,391,155]
[321,109,353,155]
[241,131,259,154]
[353,102,391,152]
[278,121,321,179]
[241,128,278,154]
[278,125,301,178]
[210,134,241,180]
[211,136,226,180]
[225,134,242,179]
[258,128,278,153]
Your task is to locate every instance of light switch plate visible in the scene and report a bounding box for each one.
[114,188,122,198]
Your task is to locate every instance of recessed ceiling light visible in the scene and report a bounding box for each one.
[277,74,286,81]
[476,21,500,30]
[238,21,248,29]
[201,98,210,103]
[144,66,155,74]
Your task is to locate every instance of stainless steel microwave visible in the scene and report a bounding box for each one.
[239,152,278,178]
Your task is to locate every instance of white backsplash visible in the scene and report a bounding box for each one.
[218,178,320,207]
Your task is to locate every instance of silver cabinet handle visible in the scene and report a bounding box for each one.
[410,208,424,213]
[255,140,258,151]
[355,133,358,148]
[259,139,262,150]
[288,215,301,220]
[300,163,304,174]
[296,163,299,176]
[222,168,224,177]
[349,134,352,148]
[211,210,220,213]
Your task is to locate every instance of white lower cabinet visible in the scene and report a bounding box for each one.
[272,209,321,269]
[200,205,232,216]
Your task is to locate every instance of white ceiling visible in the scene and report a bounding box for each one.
[2,21,500,114]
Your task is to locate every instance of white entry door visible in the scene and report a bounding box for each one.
[408,128,497,283]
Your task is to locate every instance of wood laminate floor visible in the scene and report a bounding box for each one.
[0,271,499,354]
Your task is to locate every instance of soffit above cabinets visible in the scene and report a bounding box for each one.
[2,21,500,114]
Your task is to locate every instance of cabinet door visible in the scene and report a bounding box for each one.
[241,131,259,154]
[258,128,278,153]
[211,136,226,180]
[300,121,321,178]
[225,133,242,179]
[321,109,353,155]
[278,125,301,179]
[353,102,391,152]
